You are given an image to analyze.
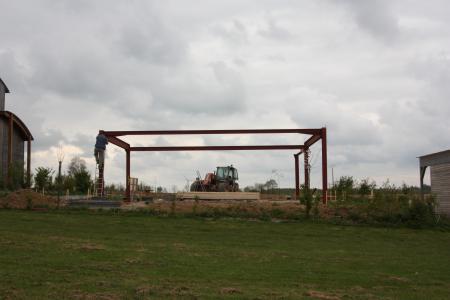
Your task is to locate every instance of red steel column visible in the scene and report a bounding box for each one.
[321,127,328,204]
[304,148,310,189]
[27,138,31,187]
[125,149,131,201]
[294,154,300,200]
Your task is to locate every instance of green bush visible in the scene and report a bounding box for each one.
[342,190,437,227]
[34,167,54,192]
[303,188,312,218]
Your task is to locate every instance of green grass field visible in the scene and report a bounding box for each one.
[0,210,449,299]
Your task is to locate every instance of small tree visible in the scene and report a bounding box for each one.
[264,179,278,192]
[62,174,75,192]
[73,170,91,193]
[67,157,91,193]
[243,186,254,192]
[34,167,54,192]
[336,176,354,197]
[303,185,312,218]
[358,178,376,196]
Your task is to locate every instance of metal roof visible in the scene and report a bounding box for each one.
[418,149,450,158]
[418,149,450,167]
[0,78,10,93]
[0,111,33,140]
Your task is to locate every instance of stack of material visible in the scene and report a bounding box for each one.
[176,192,260,201]
[66,199,121,208]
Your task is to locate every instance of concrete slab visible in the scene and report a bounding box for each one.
[176,192,260,200]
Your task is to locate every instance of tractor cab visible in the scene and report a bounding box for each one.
[215,165,238,181]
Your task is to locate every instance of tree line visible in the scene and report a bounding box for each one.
[33,156,92,194]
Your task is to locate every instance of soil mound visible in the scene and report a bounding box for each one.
[0,189,59,209]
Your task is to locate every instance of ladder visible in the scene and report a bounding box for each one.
[94,163,105,197]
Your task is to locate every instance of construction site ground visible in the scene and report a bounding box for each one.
[122,198,303,219]
[0,190,341,221]
[1,209,449,299]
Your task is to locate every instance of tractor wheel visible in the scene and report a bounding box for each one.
[217,182,226,192]
[190,181,202,192]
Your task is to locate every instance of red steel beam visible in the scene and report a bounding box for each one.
[130,145,305,151]
[106,136,130,150]
[321,127,328,204]
[294,154,300,200]
[125,149,131,201]
[304,134,321,148]
[104,129,322,137]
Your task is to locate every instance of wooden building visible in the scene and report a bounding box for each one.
[419,150,450,216]
[0,78,33,187]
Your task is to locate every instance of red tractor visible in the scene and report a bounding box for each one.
[190,165,239,192]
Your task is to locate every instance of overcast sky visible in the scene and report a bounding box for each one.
[1,0,449,189]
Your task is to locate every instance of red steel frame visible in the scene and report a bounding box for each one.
[99,128,328,203]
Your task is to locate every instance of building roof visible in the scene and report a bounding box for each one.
[0,78,10,93]
[418,149,450,167]
[418,149,450,158]
[0,111,33,141]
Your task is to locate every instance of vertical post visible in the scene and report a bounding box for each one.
[57,161,62,206]
[420,165,427,200]
[294,154,300,200]
[304,148,310,190]
[27,138,31,187]
[321,127,328,204]
[7,113,13,185]
[126,149,131,201]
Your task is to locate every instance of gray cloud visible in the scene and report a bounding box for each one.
[1,0,449,188]
[258,18,291,40]
[117,21,186,65]
[151,61,246,115]
[340,0,400,42]
[213,19,249,44]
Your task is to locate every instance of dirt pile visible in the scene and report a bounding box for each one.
[0,189,59,209]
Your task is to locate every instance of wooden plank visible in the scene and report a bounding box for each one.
[431,163,450,216]
[176,192,260,200]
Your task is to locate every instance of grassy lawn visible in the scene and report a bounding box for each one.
[0,210,449,299]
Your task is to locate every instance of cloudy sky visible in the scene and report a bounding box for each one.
[1,0,449,189]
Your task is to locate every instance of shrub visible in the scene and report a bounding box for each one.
[358,178,376,196]
[34,167,54,192]
[303,188,312,218]
[336,176,355,196]
[270,208,285,218]
[67,157,92,193]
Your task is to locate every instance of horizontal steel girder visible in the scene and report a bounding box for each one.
[130,145,305,151]
[103,129,322,137]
